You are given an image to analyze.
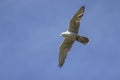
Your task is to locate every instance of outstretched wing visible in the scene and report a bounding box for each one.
[59,38,74,67]
[68,5,85,34]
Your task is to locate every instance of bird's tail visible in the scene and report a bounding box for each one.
[76,36,89,44]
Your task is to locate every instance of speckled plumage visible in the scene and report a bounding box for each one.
[59,5,89,68]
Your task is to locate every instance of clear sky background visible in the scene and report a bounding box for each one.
[0,0,120,80]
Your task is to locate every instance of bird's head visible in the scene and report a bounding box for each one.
[60,32,66,37]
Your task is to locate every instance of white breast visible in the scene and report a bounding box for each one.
[64,31,75,35]
[61,31,77,39]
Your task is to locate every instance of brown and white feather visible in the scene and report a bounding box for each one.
[68,6,85,34]
[59,38,74,67]
[59,6,86,68]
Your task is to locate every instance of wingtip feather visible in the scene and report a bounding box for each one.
[81,5,85,9]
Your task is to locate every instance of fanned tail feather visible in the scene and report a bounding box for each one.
[76,36,89,44]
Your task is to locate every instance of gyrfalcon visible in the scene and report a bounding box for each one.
[59,5,89,68]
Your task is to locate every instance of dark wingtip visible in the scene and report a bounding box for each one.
[81,5,85,8]
[59,63,63,68]
[80,5,85,11]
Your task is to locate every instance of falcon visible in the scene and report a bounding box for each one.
[59,5,89,68]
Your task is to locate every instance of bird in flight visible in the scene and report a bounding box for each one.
[59,5,89,68]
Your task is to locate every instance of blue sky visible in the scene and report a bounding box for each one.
[0,0,120,80]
